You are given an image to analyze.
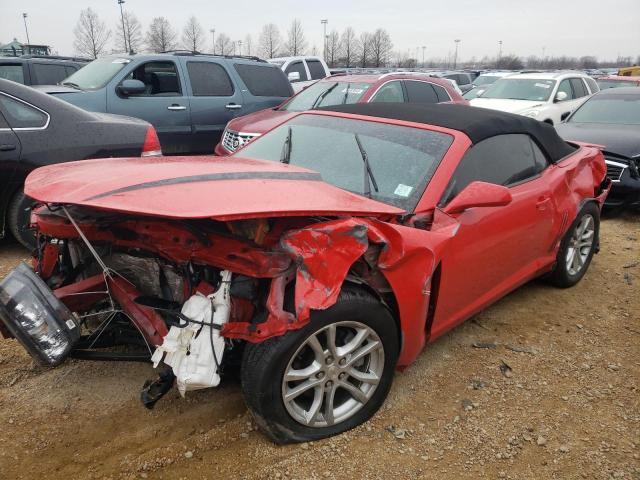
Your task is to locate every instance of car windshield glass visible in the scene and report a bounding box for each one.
[0,65,25,84]
[474,75,500,86]
[61,57,130,90]
[569,95,640,125]
[482,78,556,101]
[597,80,638,90]
[280,82,371,111]
[234,114,454,210]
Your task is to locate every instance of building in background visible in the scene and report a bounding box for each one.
[0,38,51,56]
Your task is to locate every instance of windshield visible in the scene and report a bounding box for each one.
[61,57,131,90]
[234,114,454,210]
[280,81,371,111]
[473,75,501,86]
[482,78,556,101]
[569,95,640,125]
[597,79,640,90]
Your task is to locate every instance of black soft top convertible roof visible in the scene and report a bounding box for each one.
[318,103,576,162]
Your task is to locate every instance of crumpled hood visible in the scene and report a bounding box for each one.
[470,98,544,114]
[25,156,403,220]
[227,108,297,135]
[556,123,640,159]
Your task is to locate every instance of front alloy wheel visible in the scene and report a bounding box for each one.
[241,286,399,443]
[282,321,385,428]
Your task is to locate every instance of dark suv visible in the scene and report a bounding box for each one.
[0,55,89,86]
[38,52,294,154]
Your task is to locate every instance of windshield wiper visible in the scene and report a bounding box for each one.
[61,81,82,90]
[280,126,293,164]
[342,83,351,104]
[311,82,339,109]
[354,134,379,198]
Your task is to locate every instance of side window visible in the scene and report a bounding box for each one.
[530,139,549,173]
[404,81,438,104]
[440,134,541,206]
[234,64,292,97]
[124,61,182,97]
[0,94,48,129]
[65,65,78,78]
[284,61,308,82]
[306,60,326,80]
[433,84,451,102]
[570,78,587,98]
[369,81,405,103]
[557,79,573,100]
[32,63,68,85]
[0,64,25,84]
[0,109,9,128]
[187,62,234,96]
[584,77,599,94]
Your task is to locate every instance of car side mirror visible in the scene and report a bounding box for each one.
[554,91,568,102]
[287,71,301,82]
[117,79,146,96]
[443,181,512,215]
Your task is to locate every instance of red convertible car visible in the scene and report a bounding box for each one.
[0,103,609,443]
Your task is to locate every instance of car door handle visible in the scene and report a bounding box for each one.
[536,196,551,210]
[225,103,243,110]
[167,104,187,111]
[0,144,16,151]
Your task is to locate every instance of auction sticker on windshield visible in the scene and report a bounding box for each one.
[394,184,413,197]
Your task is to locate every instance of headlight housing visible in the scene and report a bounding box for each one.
[522,110,540,118]
[0,263,79,366]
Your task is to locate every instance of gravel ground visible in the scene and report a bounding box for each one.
[0,213,638,480]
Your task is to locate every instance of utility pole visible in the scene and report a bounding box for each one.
[321,19,328,61]
[117,0,128,53]
[422,46,426,68]
[22,13,31,49]
[210,29,215,54]
[453,39,461,69]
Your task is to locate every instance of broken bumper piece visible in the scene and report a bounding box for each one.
[0,263,80,366]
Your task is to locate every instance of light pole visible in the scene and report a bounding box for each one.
[22,13,31,49]
[238,40,243,56]
[321,19,328,61]
[210,29,215,54]
[453,39,461,69]
[117,0,127,53]
[497,40,503,68]
[422,46,426,68]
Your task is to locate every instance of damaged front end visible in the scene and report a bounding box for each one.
[1,203,425,403]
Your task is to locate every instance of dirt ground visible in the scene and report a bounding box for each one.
[0,213,638,480]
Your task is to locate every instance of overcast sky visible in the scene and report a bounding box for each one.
[1,0,638,61]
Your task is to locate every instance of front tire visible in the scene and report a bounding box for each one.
[7,189,36,250]
[241,286,399,443]
[548,202,599,288]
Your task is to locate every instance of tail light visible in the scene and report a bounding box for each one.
[0,263,80,366]
[141,127,162,157]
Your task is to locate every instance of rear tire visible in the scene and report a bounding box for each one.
[548,202,599,288]
[7,189,36,250]
[241,285,399,444]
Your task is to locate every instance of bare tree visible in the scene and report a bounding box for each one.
[115,11,142,53]
[145,17,177,53]
[370,29,393,67]
[340,27,356,67]
[244,34,253,56]
[325,30,341,67]
[285,19,307,56]
[356,32,372,68]
[73,8,110,59]
[215,33,233,55]
[496,54,524,70]
[259,23,281,59]
[182,15,205,52]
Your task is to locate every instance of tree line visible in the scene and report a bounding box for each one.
[73,7,638,70]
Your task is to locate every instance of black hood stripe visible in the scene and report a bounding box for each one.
[85,171,323,201]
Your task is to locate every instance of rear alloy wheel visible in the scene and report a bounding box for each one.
[241,286,399,443]
[549,202,599,288]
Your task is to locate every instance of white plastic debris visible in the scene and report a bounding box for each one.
[151,270,232,395]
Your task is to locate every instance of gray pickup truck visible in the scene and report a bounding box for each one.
[38,52,293,154]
